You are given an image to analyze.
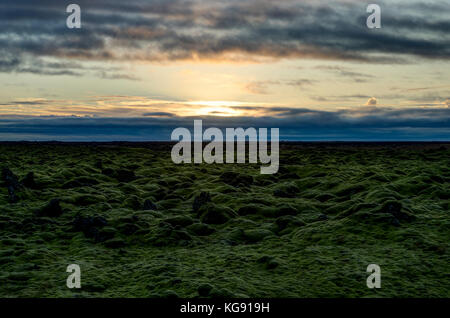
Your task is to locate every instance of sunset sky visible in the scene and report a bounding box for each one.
[0,0,448,140]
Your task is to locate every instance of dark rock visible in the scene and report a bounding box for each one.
[257,255,279,270]
[74,194,104,207]
[151,222,192,246]
[199,204,236,224]
[257,255,273,264]
[266,259,279,269]
[220,171,253,187]
[382,201,402,214]
[335,183,365,197]
[186,223,215,236]
[198,283,213,297]
[118,215,139,223]
[278,205,298,216]
[276,166,291,175]
[316,193,336,202]
[164,216,194,227]
[193,191,211,213]
[381,201,415,222]
[104,238,126,248]
[122,195,142,210]
[126,164,141,171]
[238,204,277,217]
[7,186,18,203]
[391,217,401,227]
[158,221,174,231]
[35,199,63,217]
[118,223,139,236]
[273,183,299,198]
[238,204,260,215]
[278,172,300,180]
[6,272,32,282]
[173,230,192,241]
[243,229,274,243]
[98,227,116,241]
[94,160,103,169]
[62,177,99,189]
[22,172,36,189]
[275,215,305,232]
[73,215,109,242]
[154,189,167,201]
[171,278,182,285]
[227,228,245,244]
[101,168,115,176]
[143,199,157,211]
[2,168,21,190]
[2,168,22,202]
[115,169,136,182]
[90,215,108,227]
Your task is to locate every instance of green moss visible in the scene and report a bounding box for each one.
[0,143,449,297]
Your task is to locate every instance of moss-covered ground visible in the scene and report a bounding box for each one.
[0,142,448,297]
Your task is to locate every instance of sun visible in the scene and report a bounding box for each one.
[186,101,243,117]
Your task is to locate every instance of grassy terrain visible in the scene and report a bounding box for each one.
[0,142,449,298]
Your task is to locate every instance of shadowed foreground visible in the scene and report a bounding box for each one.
[0,142,449,297]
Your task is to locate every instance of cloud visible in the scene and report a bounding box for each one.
[245,81,276,95]
[1,107,448,141]
[97,71,140,81]
[0,52,138,79]
[246,79,315,94]
[314,65,375,82]
[142,112,176,118]
[366,97,377,106]
[0,0,449,77]
[284,79,316,87]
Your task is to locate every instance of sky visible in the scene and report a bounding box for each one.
[0,0,449,141]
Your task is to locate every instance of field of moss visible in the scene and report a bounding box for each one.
[0,142,449,298]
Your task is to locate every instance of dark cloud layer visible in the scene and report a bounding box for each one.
[0,0,449,76]
[1,107,448,141]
